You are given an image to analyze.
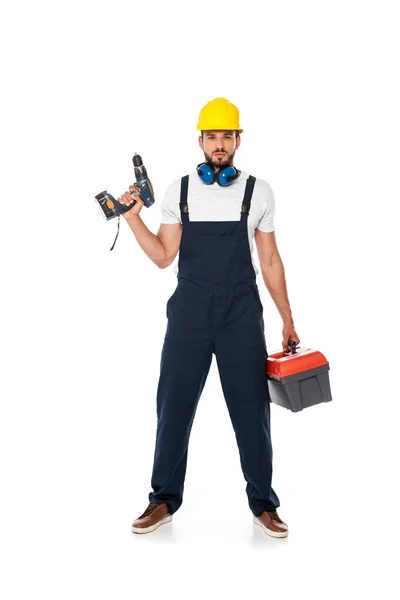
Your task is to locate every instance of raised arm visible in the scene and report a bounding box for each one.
[117,184,182,269]
[124,215,182,269]
[156,223,182,269]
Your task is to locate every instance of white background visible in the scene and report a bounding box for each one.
[1,0,399,598]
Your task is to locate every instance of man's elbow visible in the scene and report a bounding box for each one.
[156,251,177,269]
[155,258,173,269]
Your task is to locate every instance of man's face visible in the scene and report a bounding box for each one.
[198,130,241,170]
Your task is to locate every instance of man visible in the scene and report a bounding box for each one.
[118,97,300,538]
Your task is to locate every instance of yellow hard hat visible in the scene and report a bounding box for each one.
[197,97,243,133]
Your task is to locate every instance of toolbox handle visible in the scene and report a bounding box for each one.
[283,339,297,356]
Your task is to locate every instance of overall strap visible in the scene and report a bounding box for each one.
[179,175,189,222]
[240,175,256,220]
[179,173,255,222]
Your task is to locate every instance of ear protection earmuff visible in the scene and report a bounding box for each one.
[197,162,239,187]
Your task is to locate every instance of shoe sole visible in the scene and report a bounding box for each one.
[253,516,288,538]
[131,514,172,534]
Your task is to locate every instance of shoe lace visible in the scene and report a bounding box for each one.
[138,502,159,519]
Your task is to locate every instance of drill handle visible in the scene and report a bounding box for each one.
[134,178,155,208]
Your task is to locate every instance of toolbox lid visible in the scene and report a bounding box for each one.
[266,347,329,379]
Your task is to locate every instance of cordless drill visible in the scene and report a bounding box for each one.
[95,153,155,220]
[95,153,155,250]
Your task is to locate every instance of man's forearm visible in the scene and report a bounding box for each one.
[124,213,166,266]
[260,259,294,325]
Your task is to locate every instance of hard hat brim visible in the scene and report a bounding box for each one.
[197,128,244,133]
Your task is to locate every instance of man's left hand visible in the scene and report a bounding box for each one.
[282,322,300,353]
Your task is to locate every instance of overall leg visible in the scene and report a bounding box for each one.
[148,320,213,515]
[214,289,280,516]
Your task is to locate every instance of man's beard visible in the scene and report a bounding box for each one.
[204,150,235,169]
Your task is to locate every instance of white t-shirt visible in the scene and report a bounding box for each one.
[160,170,275,276]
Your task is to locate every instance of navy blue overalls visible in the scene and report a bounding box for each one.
[148,174,280,517]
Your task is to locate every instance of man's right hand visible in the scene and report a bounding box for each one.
[117,184,145,219]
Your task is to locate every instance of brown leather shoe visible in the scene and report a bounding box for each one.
[131,502,172,534]
[253,509,288,538]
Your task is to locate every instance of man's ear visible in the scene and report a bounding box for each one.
[236,134,241,149]
[198,135,204,150]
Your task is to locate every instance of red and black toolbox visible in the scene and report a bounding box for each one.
[266,340,332,412]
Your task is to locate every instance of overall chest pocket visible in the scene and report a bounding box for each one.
[188,221,239,236]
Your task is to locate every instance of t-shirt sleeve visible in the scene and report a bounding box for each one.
[160,180,181,224]
[256,181,275,232]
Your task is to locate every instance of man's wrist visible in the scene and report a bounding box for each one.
[125,212,141,223]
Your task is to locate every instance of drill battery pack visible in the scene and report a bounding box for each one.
[266,345,332,412]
